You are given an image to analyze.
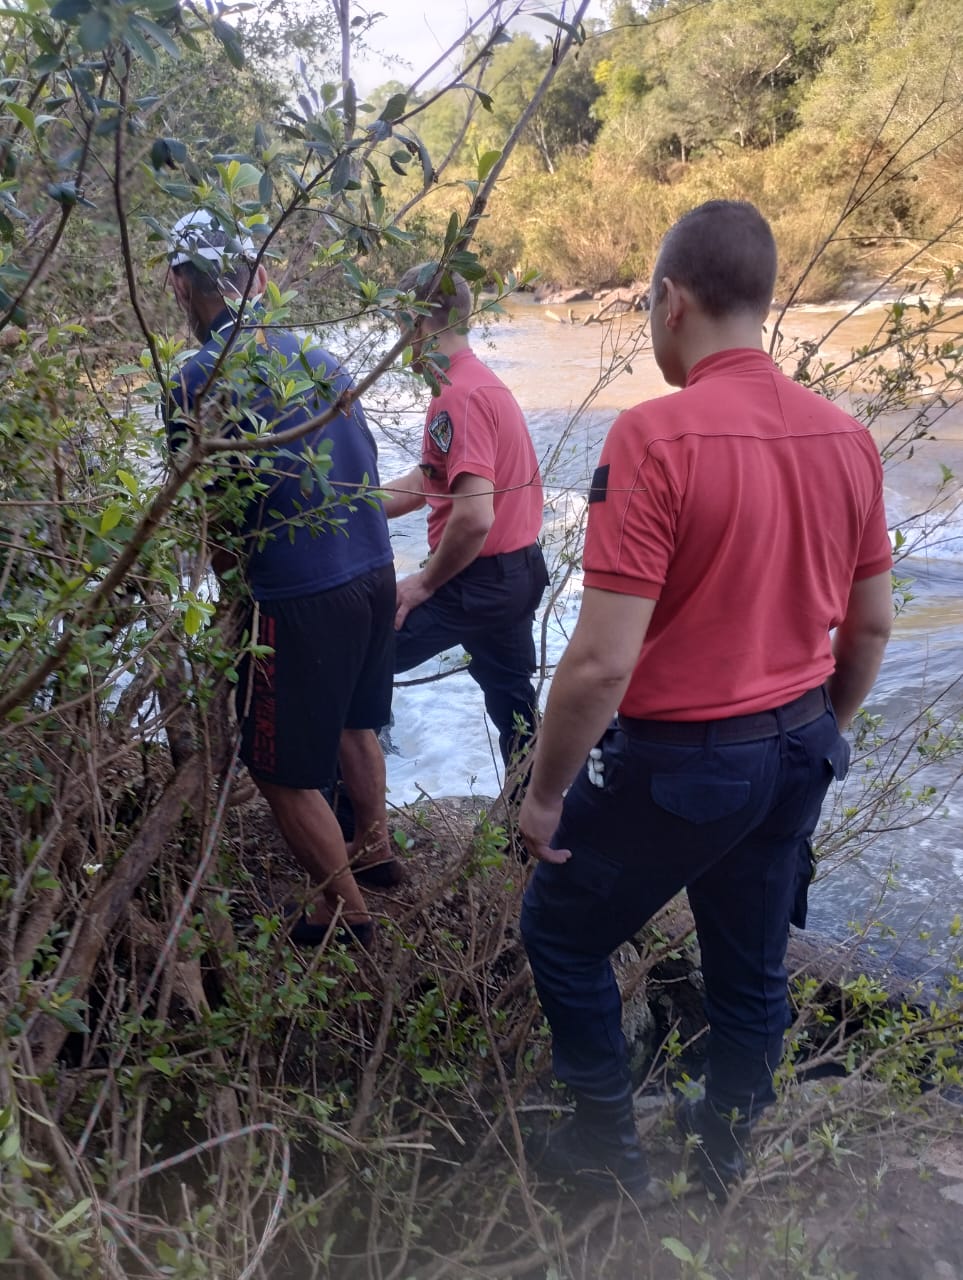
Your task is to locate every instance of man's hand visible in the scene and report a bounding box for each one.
[395,570,433,631]
[518,787,570,864]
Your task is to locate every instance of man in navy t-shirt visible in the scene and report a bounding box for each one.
[165,209,395,946]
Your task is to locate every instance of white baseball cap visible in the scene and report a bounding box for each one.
[168,209,257,269]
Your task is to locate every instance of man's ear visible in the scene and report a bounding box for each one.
[252,263,268,296]
[170,269,191,311]
[662,277,687,330]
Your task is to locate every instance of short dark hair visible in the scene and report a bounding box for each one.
[171,259,254,299]
[652,200,777,318]
[396,262,473,333]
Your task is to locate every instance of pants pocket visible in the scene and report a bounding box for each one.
[790,733,849,930]
[528,843,624,925]
[790,837,817,929]
[826,735,851,781]
[650,773,751,824]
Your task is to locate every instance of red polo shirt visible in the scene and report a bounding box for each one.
[420,348,543,555]
[583,348,893,720]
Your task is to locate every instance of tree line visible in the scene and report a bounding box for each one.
[379,0,963,294]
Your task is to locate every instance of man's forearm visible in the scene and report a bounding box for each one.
[827,569,893,730]
[827,634,889,730]
[383,467,426,518]
[421,513,489,591]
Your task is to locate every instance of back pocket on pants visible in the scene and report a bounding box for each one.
[650,774,751,824]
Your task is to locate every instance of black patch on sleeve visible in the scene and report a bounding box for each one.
[427,410,453,453]
[588,463,610,504]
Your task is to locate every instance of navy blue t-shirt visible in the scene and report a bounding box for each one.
[167,309,392,602]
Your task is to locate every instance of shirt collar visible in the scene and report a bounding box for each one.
[446,347,474,365]
[685,347,776,387]
[202,303,262,346]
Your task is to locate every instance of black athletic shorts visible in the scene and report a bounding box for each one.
[237,562,395,790]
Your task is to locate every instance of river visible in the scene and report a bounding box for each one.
[356,293,963,965]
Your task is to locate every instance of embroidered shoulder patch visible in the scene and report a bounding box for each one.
[427,410,453,454]
[588,463,609,504]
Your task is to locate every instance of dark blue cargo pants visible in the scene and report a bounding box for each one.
[394,543,549,766]
[521,688,850,1120]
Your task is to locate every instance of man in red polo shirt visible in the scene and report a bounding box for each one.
[518,200,893,1198]
[383,264,548,777]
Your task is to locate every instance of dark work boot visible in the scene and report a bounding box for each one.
[528,1093,663,1202]
[676,1097,751,1199]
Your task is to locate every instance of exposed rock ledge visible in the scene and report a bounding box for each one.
[535,281,651,326]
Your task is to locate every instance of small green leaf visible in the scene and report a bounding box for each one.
[329,152,352,194]
[52,1198,92,1233]
[49,0,91,21]
[477,149,500,181]
[99,502,123,533]
[148,1055,175,1077]
[123,23,157,65]
[6,102,36,134]
[156,1239,180,1264]
[0,285,27,326]
[661,1237,695,1264]
[531,11,584,42]
[416,1067,448,1085]
[184,601,211,636]
[399,131,434,186]
[31,52,65,73]
[150,138,172,170]
[227,162,262,190]
[52,1003,88,1034]
[212,17,244,68]
[77,9,109,50]
[379,92,407,123]
[131,13,180,59]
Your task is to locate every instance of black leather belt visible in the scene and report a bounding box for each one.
[462,543,541,580]
[618,685,829,746]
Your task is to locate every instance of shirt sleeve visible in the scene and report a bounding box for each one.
[444,386,499,486]
[582,411,678,601]
[854,459,894,580]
